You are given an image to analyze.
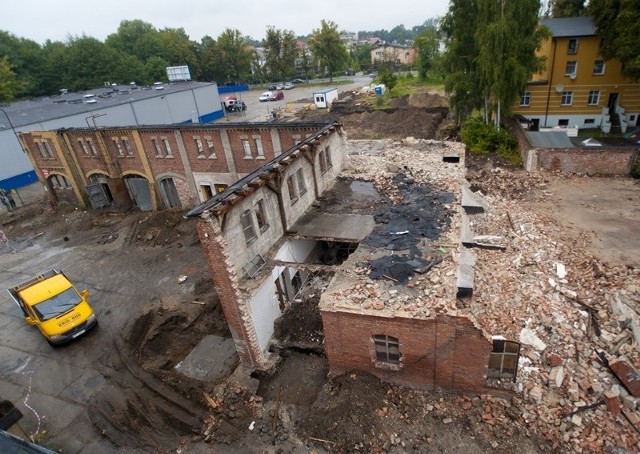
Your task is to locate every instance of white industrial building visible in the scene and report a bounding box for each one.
[0,81,223,189]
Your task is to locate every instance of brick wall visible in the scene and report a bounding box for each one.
[195,215,268,370]
[536,147,633,175]
[321,311,498,394]
[506,117,635,175]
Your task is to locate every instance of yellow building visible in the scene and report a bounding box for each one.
[513,17,640,132]
[370,44,416,66]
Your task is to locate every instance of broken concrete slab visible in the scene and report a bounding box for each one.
[549,366,565,388]
[456,248,477,298]
[462,180,488,214]
[174,335,238,382]
[519,328,547,352]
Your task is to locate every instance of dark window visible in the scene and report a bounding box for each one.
[593,60,605,75]
[325,146,333,169]
[255,199,268,231]
[565,61,577,76]
[561,92,573,106]
[240,210,256,244]
[520,92,531,107]
[296,168,307,195]
[287,175,298,203]
[373,335,400,364]
[558,119,569,126]
[588,90,600,105]
[567,38,578,54]
[319,150,327,173]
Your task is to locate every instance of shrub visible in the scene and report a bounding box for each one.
[460,115,521,164]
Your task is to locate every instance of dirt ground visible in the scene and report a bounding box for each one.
[2,91,638,453]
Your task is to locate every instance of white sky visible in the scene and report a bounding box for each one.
[2,0,450,44]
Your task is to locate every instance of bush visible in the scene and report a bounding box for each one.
[460,115,521,164]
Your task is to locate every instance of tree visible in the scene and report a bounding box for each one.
[351,43,374,72]
[414,27,440,79]
[158,28,200,78]
[0,56,23,102]
[62,36,121,90]
[263,27,297,82]
[442,0,547,124]
[105,20,163,62]
[215,29,253,84]
[441,0,483,122]
[590,0,640,80]
[548,0,587,17]
[308,20,349,81]
[475,0,547,126]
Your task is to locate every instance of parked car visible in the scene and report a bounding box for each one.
[270,91,284,101]
[268,84,278,90]
[226,100,247,112]
[284,82,294,90]
[259,92,273,102]
[276,83,284,90]
[292,78,306,84]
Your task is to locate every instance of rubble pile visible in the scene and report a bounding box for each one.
[468,167,640,451]
[333,140,640,451]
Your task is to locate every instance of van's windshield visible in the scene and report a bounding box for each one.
[33,288,81,321]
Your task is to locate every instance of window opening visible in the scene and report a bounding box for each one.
[255,199,268,231]
[254,137,264,156]
[561,92,573,106]
[240,210,257,244]
[152,138,163,157]
[567,38,578,54]
[113,138,124,156]
[242,139,251,157]
[162,138,172,157]
[373,335,400,364]
[122,137,133,156]
[588,90,600,105]
[287,175,298,203]
[487,338,520,381]
[520,92,531,106]
[593,60,605,75]
[206,137,216,157]
[88,139,99,156]
[565,61,577,76]
[296,168,307,195]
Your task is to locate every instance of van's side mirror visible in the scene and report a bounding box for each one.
[81,289,89,300]
[25,316,36,326]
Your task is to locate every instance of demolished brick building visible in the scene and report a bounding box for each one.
[188,130,521,395]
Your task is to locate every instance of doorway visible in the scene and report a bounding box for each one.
[607,93,619,114]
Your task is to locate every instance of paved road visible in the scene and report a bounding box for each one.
[217,75,372,123]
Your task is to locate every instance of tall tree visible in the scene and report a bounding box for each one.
[441,0,483,122]
[62,36,121,90]
[351,43,374,72]
[0,56,24,102]
[548,0,587,17]
[158,28,200,78]
[476,0,547,126]
[442,0,547,124]
[590,0,640,80]
[105,20,162,61]
[414,27,440,79]
[308,20,349,81]
[215,29,253,84]
[263,27,297,82]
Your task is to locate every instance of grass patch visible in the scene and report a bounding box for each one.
[461,115,522,165]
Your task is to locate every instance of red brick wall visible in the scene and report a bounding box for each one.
[182,129,230,174]
[536,147,633,175]
[227,129,277,174]
[321,311,495,394]
[195,217,266,369]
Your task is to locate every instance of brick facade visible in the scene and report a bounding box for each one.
[321,311,497,393]
[20,122,335,210]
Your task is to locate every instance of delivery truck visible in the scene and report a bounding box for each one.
[7,270,97,345]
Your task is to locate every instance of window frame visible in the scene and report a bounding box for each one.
[373,334,400,365]
[564,61,577,76]
[240,210,257,244]
[162,137,173,157]
[112,137,124,156]
[151,138,163,157]
[567,38,579,54]
[487,339,520,382]
[593,60,605,75]
[242,139,252,157]
[122,137,133,156]
[296,168,307,196]
[205,137,216,158]
[520,92,531,107]
[287,175,298,203]
[254,199,269,232]
[78,139,89,156]
[254,136,264,157]
[560,91,573,106]
[87,139,99,156]
[587,90,600,106]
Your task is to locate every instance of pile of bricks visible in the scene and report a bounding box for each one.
[338,139,640,451]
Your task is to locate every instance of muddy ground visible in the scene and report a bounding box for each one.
[2,91,638,453]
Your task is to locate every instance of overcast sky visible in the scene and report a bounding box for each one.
[2,0,450,44]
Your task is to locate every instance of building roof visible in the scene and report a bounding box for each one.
[526,131,576,148]
[540,16,597,38]
[0,81,216,128]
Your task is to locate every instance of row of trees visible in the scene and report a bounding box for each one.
[0,19,352,102]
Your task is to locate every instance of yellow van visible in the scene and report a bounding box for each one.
[7,270,97,345]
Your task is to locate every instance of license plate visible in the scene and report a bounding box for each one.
[71,330,85,339]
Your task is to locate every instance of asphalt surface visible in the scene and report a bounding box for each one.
[216,75,373,123]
